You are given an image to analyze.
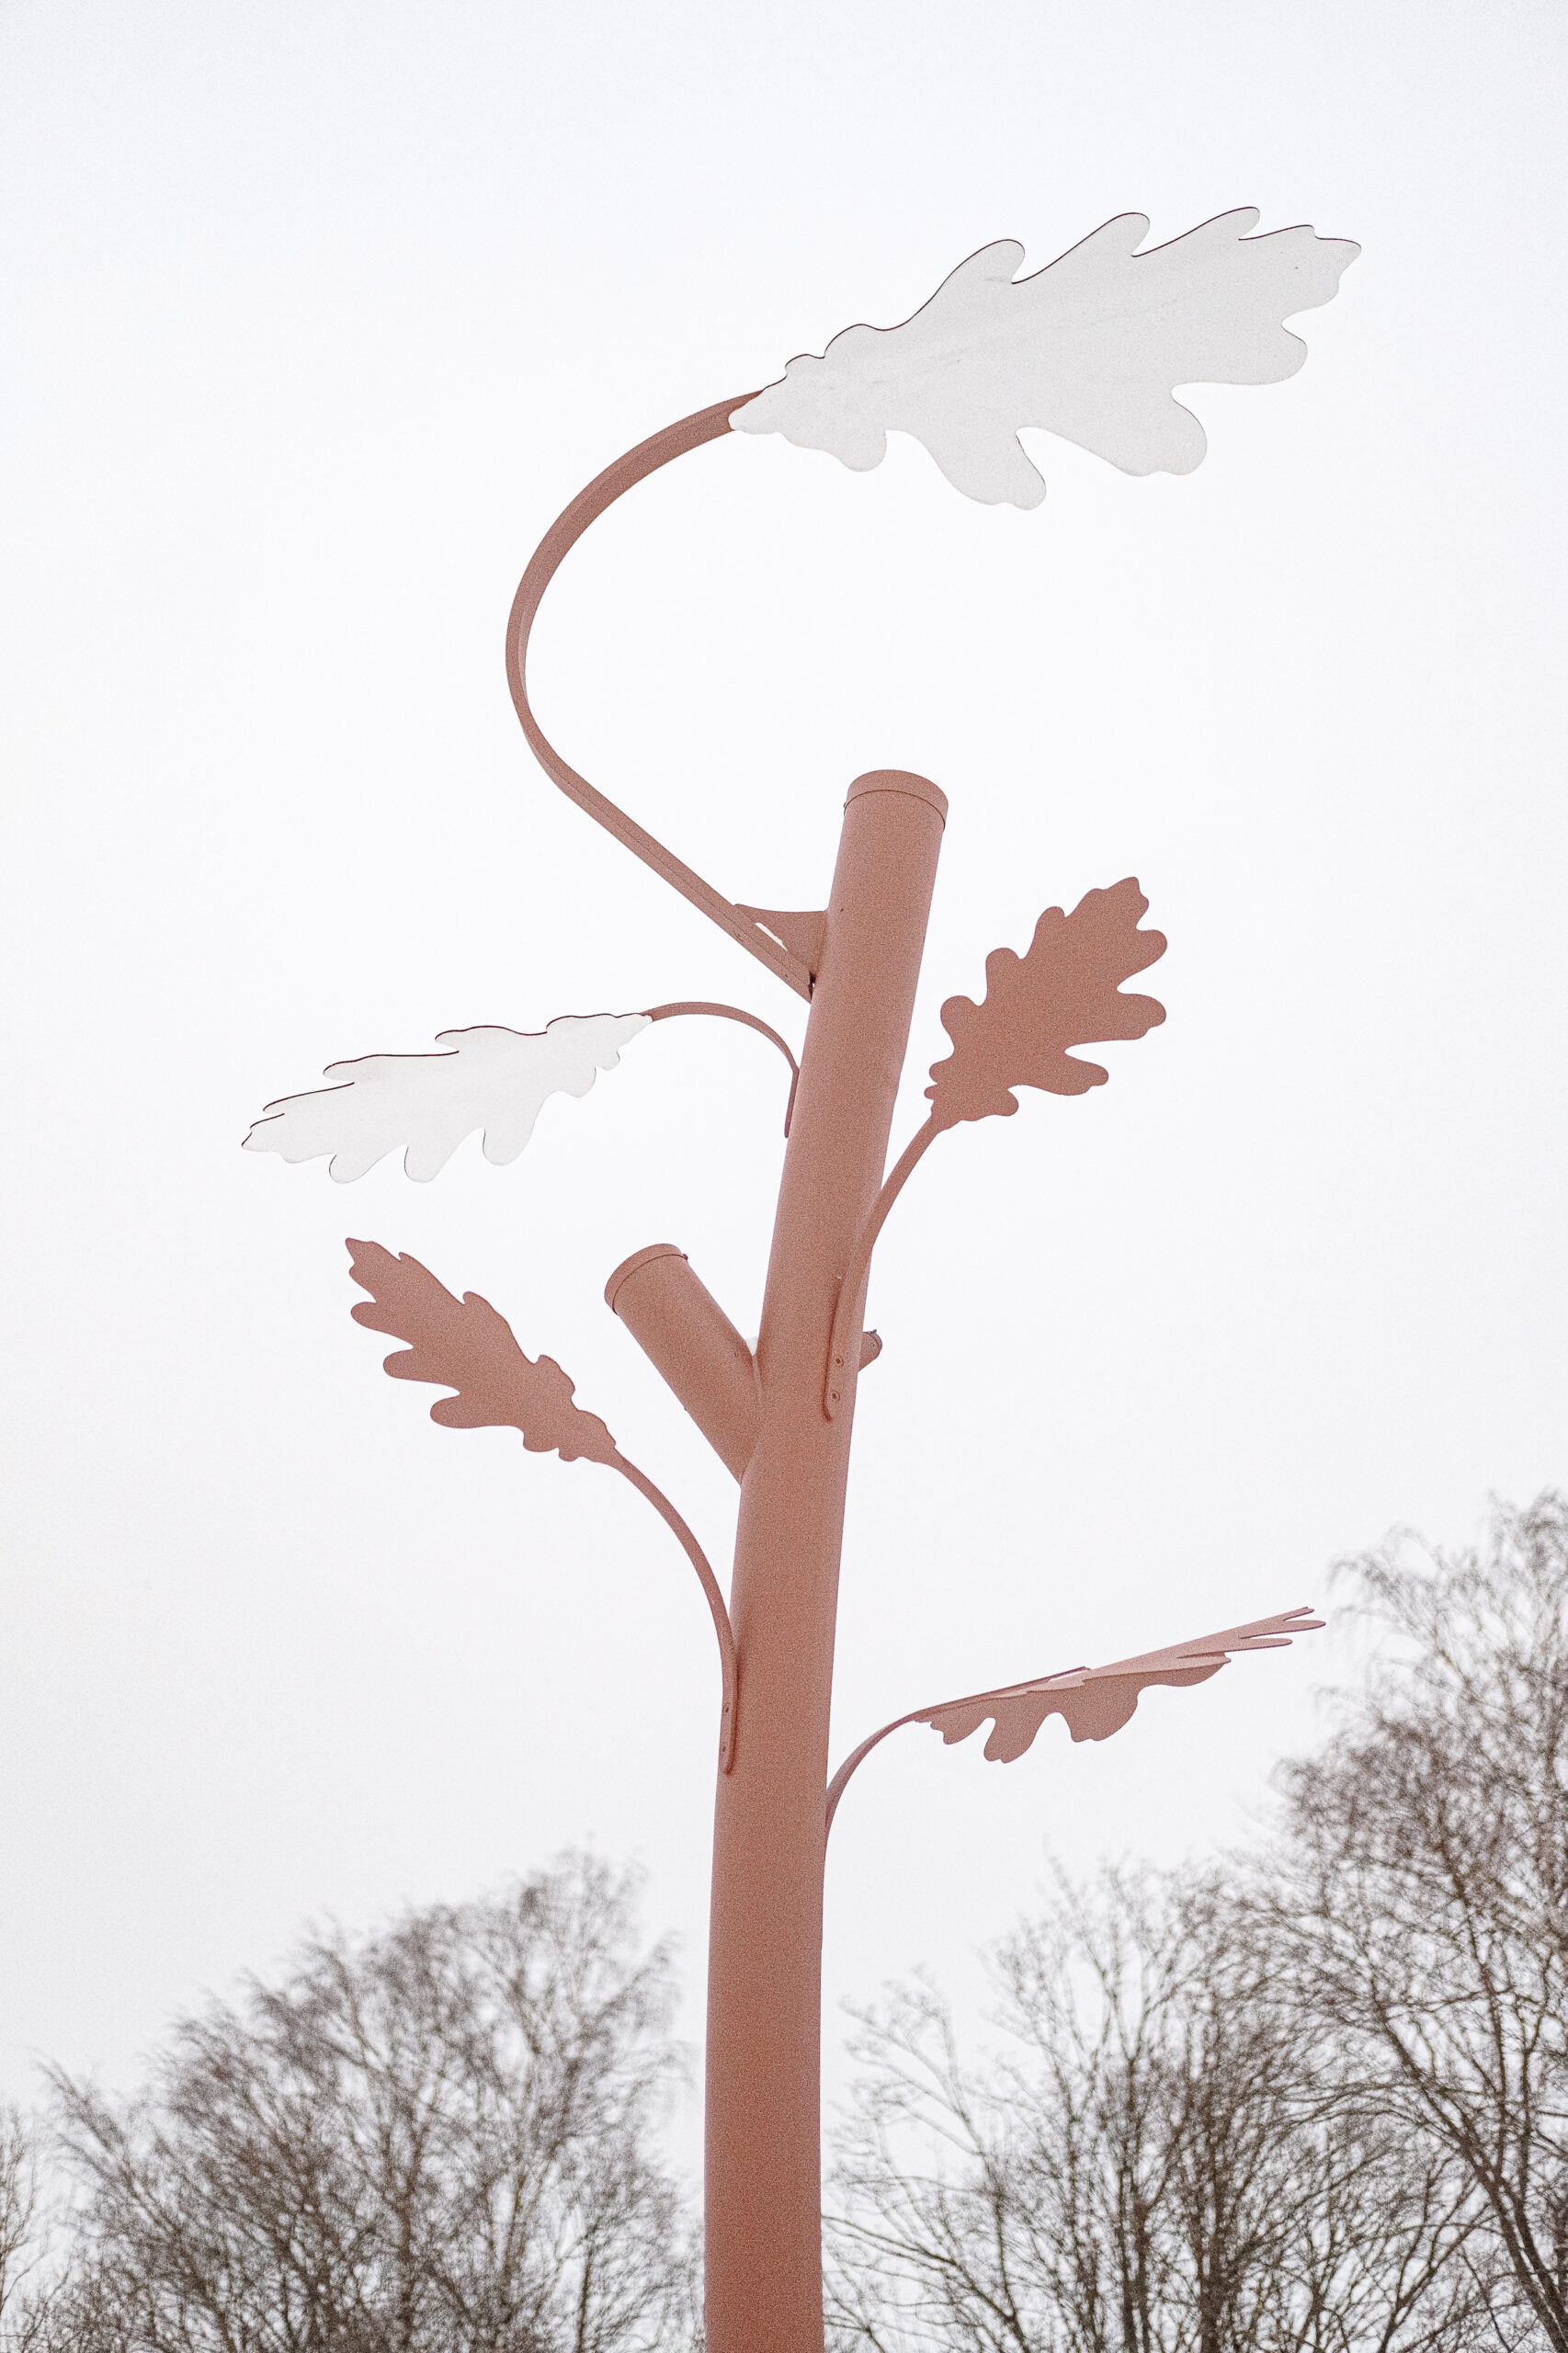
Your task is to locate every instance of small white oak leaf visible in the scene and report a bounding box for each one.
[732,209,1358,508]
[244,1012,651,1182]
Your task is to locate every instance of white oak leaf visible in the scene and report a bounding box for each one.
[732,210,1358,507]
[244,1012,651,1182]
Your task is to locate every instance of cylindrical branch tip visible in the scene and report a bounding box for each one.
[606,1245,760,1483]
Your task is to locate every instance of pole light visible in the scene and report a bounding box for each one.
[246,207,1357,2352]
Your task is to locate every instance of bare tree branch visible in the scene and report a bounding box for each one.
[42,1855,697,2352]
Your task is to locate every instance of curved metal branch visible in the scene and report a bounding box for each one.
[613,1455,739,1772]
[825,1711,925,1836]
[505,400,812,1002]
[824,1116,939,1415]
[345,1241,738,1767]
[824,1606,1323,1839]
[644,1000,801,1134]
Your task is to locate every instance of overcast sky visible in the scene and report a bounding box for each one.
[4,0,1564,2179]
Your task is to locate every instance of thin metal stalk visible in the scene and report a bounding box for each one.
[824,1116,937,1415]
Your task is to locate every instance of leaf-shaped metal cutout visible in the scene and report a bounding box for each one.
[919,1607,1322,1761]
[245,1013,651,1182]
[347,1241,619,1464]
[824,879,1168,1415]
[926,879,1166,1131]
[345,1240,740,1766]
[732,210,1359,508]
[825,1607,1322,1831]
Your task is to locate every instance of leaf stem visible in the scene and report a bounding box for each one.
[643,1002,801,1134]
[612,1456,739,1771]
[504,398,814,1002]
[824,1117,939,1417]
[824,1710,926,1840]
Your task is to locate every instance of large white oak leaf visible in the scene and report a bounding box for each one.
[244,1012,650,1182]
[732,209,1358,507]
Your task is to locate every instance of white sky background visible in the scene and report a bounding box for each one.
[3,0,1564,2186]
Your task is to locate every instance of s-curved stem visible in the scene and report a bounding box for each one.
[824,1710,926,1838]
[824,1116,939,1415]
[613,1454,738,1772]
[644,1000,801,1133]
[506,399,812,1002]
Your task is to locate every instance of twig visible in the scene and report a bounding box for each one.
[824,1118,939,1415]
[644,1002,801,1133]
[613,1456,738,1771]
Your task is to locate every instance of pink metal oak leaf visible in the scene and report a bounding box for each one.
[824,1606,1323,1832]
[926,877,1167,1131]
[348,1240,619,1462]
[346,1240,737,1765]
[825,878,1167,1412]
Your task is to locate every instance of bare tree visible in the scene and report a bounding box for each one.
[1267,1493,1568,2353]
[0,2100,62,2352]
[825,1867,1475,2353]
[42,1853,698,2352]
[0,2106,37,2320]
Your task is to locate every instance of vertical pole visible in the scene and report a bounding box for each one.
[704,770,947,2353]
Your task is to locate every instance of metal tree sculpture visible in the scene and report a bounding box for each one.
[247,210,1356,2353]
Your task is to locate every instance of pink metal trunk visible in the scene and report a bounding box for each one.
[704,770,947,2352]
[290,331,1338,2349]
